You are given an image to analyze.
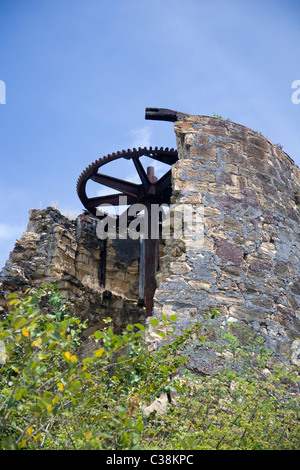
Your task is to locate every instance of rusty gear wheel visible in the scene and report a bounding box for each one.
[77,146,178,217]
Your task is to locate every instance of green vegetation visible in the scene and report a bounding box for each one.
[212,112,232,121]
[0,285,299,450]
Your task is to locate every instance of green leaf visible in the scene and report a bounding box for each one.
[67,379,81,391]
[107,326,114,338]
[14,388,27,400]
[150,318,159,327]
[94,348,105,358]
[35,365,47,375]
[7,293,18,299]
[12,317,27,330]
[134,417,145,432]
[8,299,20,306]
[157,331,166,339]
[7,397,16,408]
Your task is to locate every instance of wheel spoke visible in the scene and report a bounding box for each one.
[132,157,151,191]
[86,193,137,209]
[154,169,172,194]
[91,173,140,197]
[149,150,178,165]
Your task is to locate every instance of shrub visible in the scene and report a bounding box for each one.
[0,285,299,450]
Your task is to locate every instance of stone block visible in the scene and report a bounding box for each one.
[202,170,216,183]
[184,168,200,179]
[188,280,212,291]
[190,147,217,160]
[207,183,226,195]
[260,242,277,256]
[173,179,195,191]
[204,206,221,218]
[220,215,243,235]
[194,134,210,147]
[170,261,191,275]
[215,239,244,267]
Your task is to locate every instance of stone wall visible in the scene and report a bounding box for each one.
[153,115,300,363]
[0,207,145,339]
[105,238,140,300]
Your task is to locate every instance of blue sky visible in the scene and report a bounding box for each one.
[0,0,299,269]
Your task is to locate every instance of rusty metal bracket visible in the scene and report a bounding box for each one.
[145,107,189,122]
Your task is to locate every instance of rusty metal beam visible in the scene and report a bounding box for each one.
[91,173,140,198]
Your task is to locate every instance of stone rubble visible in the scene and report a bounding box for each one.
[0,207,145,342]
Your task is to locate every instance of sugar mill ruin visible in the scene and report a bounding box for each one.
[1,107,300,368]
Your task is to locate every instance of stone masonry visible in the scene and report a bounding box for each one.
[153,115,300,364]
[0,207,144,340]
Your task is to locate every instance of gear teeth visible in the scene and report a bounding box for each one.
[77,146,179,215]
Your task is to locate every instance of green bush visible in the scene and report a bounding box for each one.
[0,285,299,450]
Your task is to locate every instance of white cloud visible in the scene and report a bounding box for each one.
[130,126,151,148]
[149,160,170,179]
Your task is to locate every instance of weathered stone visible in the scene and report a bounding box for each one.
[204,206,221,218]
[188,280,212,291]
[184,168,200,179]
[202,170,216,183]
[220,215,243,235]
[215,195,242,211]
[207,183,226,195]
[190,147,217,160]
[170,261,192,275]
[194,134,210,147]
[291,340,300,365]
[249,259,272,272]
[215,239,244,267]
[0,207,145,333]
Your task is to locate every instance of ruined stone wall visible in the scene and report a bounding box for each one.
[0,207,144,339]
[105,238,140,300]
[153,115,300,363]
